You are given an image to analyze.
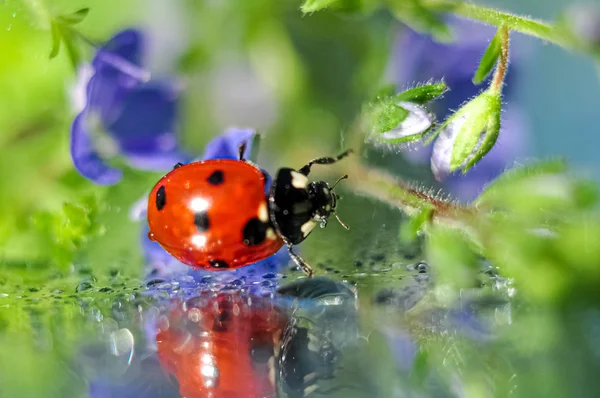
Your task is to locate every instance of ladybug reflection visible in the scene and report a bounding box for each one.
[147,145,352,276]
[156,291,285,398]
[155,285,352,398]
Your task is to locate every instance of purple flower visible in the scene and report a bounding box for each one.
[134,128,289,289]
[392,16,530,201]
[71,29,187,185]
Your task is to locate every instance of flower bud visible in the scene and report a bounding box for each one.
[365,82,445,150]
[430,90,502,180]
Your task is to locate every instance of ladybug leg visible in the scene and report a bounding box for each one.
[238,141,248,161]
[298,149,353,176]
[286,243,314,277]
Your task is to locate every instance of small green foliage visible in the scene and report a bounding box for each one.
[472,28,503,84]
[476,159,567,207]
[368,97,409,134]
[49,23,61,59]
[426,225,479,289]
[399,206,433,244]
[32,194,106,267]
[55,8,90,25]
[390,0,453,43]
[300,0,376,14]
[47,8,91,67]
[371,84,397,101]
[395,81,448,104]
[474,159,599,222]
[301,0,343,13]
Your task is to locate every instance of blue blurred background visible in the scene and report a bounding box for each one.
[487,0,600,177]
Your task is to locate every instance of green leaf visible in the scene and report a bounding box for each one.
[49,22,61,59]
[390,0,453,43]
[399,206,433,243]
[472,29,502,84]
[56,8,90,25]
[300,0,375,14]
[301,0,340,13]
[371,100,409,134]
[426,225,479,289]
[59,26,83,70]
[476,159,567,207]
[371,84,397,102]
[395,81,447,104]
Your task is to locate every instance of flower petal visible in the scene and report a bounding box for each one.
[200,127,257,161]
[70,112,123,185]
[93,29,144,70]
[108,82,178,147]
[87,29,149,121]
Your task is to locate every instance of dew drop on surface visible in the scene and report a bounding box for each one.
[76,282,93,293]
[109,328,135,360]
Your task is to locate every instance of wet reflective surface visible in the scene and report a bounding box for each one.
[0,194,514,398]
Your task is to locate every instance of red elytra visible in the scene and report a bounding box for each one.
[147,159,284,270]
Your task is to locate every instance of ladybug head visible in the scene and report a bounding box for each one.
[269,169,349,245]
[307,175,348,228]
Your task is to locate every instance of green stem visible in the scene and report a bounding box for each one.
[420,0,582,52]
[490,26,509,93]
[346,161,475,222]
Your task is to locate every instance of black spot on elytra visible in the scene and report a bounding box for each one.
[194,211,210,232]
[209,259,229,269]
[207,170,224,185]
[156,185,166,210]
[243,218,267,246]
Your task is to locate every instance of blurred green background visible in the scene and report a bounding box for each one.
[0,0,600,397]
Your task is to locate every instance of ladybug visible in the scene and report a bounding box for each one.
[147,143,352,276]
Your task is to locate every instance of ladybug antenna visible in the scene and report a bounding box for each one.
[333,211,350,230]
[331,174,348,190]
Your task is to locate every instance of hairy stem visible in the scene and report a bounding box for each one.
[419,0,582,52]
[490,26,510,93]
[346,161,475,224]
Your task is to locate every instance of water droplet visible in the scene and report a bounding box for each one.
[6,25,12,31]
[76,282,93,293]
[146,278,166,287]
[261,280,274,288]
[109,328,135,365]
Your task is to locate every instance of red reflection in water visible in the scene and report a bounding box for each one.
[156,291,288,398]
